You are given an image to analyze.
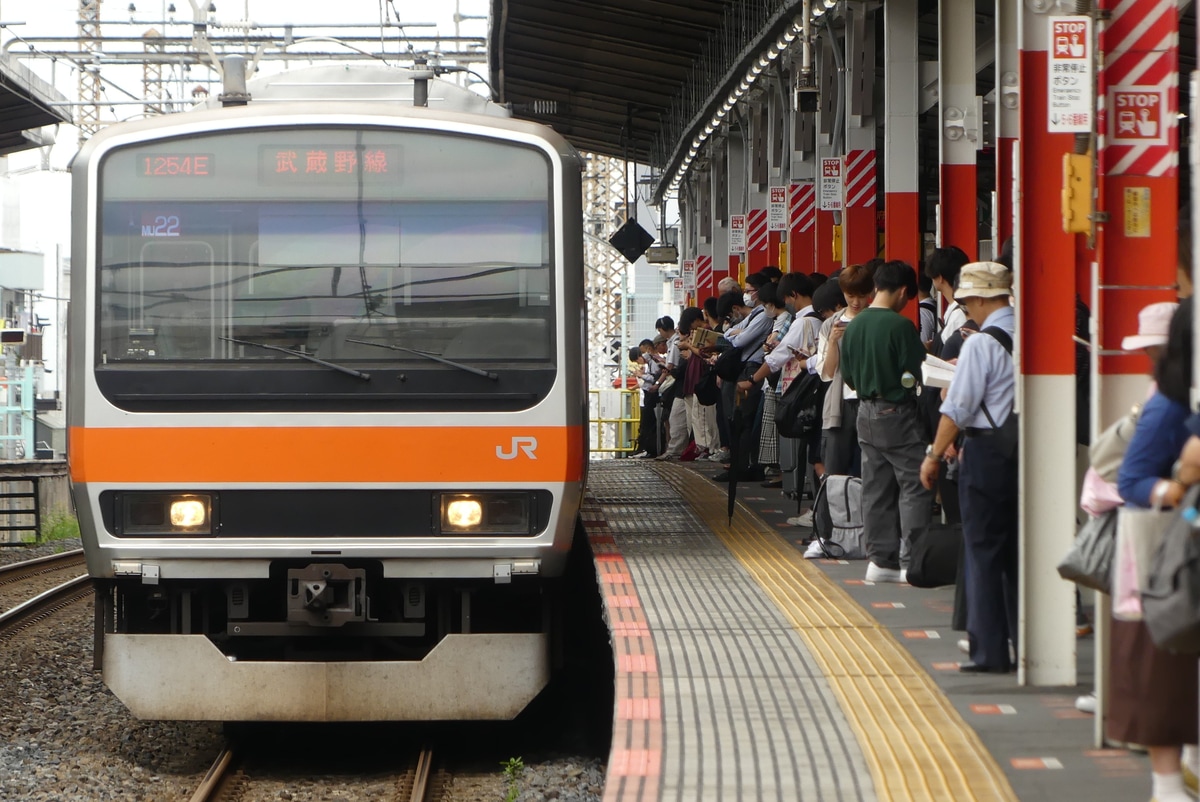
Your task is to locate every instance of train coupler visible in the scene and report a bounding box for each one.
[286,563,366,626]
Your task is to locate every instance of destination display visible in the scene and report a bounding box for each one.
[259,145,402,183]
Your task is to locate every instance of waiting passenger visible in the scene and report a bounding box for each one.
[841,260,930,585]
[919,262,1018,671]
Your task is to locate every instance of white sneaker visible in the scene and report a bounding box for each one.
[803,540,824,559]
[1075,693,1096,714]
[787,510,814,527]
[864,562,904,583]
[957,639,970,655]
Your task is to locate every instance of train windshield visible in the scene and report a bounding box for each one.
[95,127,554,376]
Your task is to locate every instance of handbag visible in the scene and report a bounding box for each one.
[1142,484,1200,652]
[713,346,744,382]
[694,369,720,406]
[1112,504,1173,621]
[906,523,963,588]
[1056,509,1118,593]
[1089,405,1141,484]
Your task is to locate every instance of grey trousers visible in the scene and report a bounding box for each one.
[857,398,932,570]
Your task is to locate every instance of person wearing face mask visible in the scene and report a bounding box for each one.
[740,272,820,494]
[712,273,773,481]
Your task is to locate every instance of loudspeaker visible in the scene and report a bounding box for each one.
[608,218,655,263]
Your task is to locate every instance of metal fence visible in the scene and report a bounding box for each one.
[588,388,641,456]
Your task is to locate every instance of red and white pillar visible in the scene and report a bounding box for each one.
[843,147,878,266]
[746,207,771,272]
[884,0,921,269]
[1016,0,1080,686]
[1097,0,1179,397]
[789,180,817,275]
[994,0,1018,247]
[939,0,978,258]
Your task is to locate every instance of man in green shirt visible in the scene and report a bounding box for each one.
[841,260,932,583]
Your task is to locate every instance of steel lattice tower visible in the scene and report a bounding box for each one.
[582,152,630,392]
[142,28,169,116]
[77,0,103,143]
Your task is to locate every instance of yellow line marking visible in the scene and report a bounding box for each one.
[657,465,1018,802]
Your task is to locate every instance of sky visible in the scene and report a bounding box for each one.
[2,0,490,162]
[0,1,489,396]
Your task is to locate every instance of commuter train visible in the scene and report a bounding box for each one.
[68,61,588,720]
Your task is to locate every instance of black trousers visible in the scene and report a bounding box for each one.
[958,433,1019,669]
[637,391,659,455]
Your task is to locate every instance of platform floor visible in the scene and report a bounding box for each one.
[587,459,1147,802]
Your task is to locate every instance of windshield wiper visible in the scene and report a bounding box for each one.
[345,338,499,381]
[220,336,371,381]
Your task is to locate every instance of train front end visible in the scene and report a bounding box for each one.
[68,76,586,721]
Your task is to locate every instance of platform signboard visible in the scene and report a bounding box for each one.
[1048,17,1092,133]
[768,186,788,231]
[671,277,686,304]
[729,214,747,253]
[682,259,696,291]
[818,158,843,211]
[1109,87,1168,146]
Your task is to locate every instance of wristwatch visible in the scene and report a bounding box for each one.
[924,444,942,461]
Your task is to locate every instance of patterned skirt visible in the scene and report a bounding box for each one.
[758,384,778,464]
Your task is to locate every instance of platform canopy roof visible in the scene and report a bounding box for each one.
[488,0,738,166]
[0,55,69,157]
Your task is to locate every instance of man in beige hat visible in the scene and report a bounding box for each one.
[919,261,1018,674]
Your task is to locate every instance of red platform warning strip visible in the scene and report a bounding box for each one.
[582,501,663,802]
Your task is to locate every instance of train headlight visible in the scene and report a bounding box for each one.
[437,492,534,535]
[445,498,483,529]
[117,493,214,536]
[170,499,207,528]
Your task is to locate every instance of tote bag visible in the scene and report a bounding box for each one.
[1142,485,1200,652]
[1113,505,1173,621]
[1056,509,1118,593]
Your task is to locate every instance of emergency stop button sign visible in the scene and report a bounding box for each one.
[1110,87,1168,145]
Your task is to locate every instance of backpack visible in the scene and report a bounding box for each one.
[714,307,769,382]
[811,475,865,559]
[774,370,828,438]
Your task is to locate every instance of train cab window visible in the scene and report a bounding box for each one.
[92,126,558,412]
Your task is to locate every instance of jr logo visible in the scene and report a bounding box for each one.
[497,437,538,460]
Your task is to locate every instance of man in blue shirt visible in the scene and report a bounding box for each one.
[919,261,1017,673]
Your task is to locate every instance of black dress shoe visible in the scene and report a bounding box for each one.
[957,662,1012,674]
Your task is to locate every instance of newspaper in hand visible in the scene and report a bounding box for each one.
[921,354,956,389]
[690,328,722,350]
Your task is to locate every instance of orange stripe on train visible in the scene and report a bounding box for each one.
[69,426,585,484]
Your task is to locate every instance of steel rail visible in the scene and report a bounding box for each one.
[0,549,86,585]
[410,746,435,802]
[0,574,92,640]
[189,748,237,802]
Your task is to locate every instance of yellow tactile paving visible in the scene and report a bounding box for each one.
[657,464,1018,802]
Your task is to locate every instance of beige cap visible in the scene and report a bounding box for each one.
[954,261,1013,301]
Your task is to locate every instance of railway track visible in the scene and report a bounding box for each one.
[190,743,440,802]
[0,548,86,587]
[0,550,92,641]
